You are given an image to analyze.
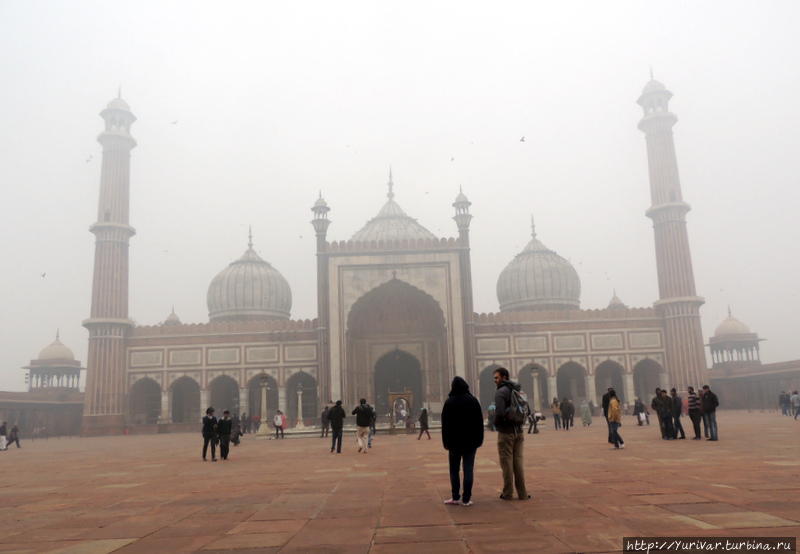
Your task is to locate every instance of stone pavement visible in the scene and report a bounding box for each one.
[0,411,798,553]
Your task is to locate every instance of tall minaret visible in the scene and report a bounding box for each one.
[82,93,137,435]
[452,187,476,386]
[637,76,706,390]
[311,192,332,404]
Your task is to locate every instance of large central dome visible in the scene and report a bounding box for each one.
[351,172,437,242]
[497,218,581,312]
[207,234,292,322]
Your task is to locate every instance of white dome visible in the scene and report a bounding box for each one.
[207,244,292,322]
[352,197,437,242]
[714,314,751,337]
[38,334,76,361]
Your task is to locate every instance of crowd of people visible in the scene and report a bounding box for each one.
[778,390,800,419]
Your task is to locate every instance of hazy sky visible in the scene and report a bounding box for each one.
[1,2,798,391]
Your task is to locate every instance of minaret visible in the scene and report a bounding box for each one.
[311,191,332,403]
[637,76,706,390]
[82,92,137,435]
[453,187,476,385]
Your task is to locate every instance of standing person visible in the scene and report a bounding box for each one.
[328,400,346,453]
[367,404,377,448]
[632,398,645,426]
[651,388,665,438]
[580,399,592,427]
[273,410,285,439]
[6,424,20,449]
[602,387,614,442]
[352,398,373,453]
[607,390,624,449]
[701,385,719,441]
[240,412,248,434]
[658,389,675,440]
[670,388,686,439]
[550,398,561,430]
[201,407,218,462]
[687,386,702,440]
[560,398,572,431]
[486,403,496,431]
[779,392,789,416]
[0,422,7,451]
[217,410,233,460]
[442,376,484,506]
[417,408,431,440]
[791,391,800,420]
[320,406,330,438]
[493,367,530,501]
[231,413,241,446]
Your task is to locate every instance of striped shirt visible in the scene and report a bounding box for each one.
[687,392,700,412]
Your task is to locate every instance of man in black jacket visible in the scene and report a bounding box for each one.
[327,400,346,453]
[201,407,218,462]
[493,367,529,501]
[669,388,686,439]
[320,406,330,438]
[352,399,374,453]
[701,385,719,441]
[217,410,233,460]
[442,376,484,506]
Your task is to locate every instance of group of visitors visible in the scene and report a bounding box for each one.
[319,399,375,453]
[550,398,578,430]
[201,407,242,462]
[779,391,800,419]
[649,385,719,441]
[0,422,20,450]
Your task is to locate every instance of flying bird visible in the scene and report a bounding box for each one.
[519,136,526,142]
[450,157,455,162]
[171,120,178,125]
[41,272,46,278]
[85,155,93,163]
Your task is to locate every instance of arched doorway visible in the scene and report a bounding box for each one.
[595,361,625,403]
[479,364,501,409]
[374,349,422,415]
[346,279,447,410]
[209,375,239,414]
[634,359,664,403]
[247,374,279,421]
[129,378,160,424]
[286,372,318,427]
[171,377,200,424]
[519,364,548,411]
[557,362,586,401]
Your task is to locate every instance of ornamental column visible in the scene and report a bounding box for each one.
[532,373,541,411]
[239,387,249,416]
[311,193,332,403]
[638,76,706,391]
[82,93,137,436]
[453,188,477,386]
[623,372,635,405]
[159,391,170,424]
[547,375,557,405]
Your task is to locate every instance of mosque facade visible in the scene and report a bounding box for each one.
[13,77,796,436]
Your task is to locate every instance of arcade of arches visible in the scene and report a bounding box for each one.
[346,279,448,414]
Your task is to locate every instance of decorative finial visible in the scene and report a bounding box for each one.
[118,85,122,99]
[318,190,322,199]
[613,288,617,297]
[56,329,60,341]
[530,214,537,239]
[248,225,253,249]
[727,305,732,318]
[387,167,394,200]
[171,304,175,314]
[459,185,463,193]
[649,66,654,80]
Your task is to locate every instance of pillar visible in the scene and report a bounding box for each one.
[296,387,305,428]
[532,373,541,411]
[159,391,170,424]
[547,375,557,404]
[585,373,597,405]
[278,385,287,414]
[200,389,209,413]
[239,388,249,416]
[623,372,635,405]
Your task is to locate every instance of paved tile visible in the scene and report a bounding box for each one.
[1,411,798,552]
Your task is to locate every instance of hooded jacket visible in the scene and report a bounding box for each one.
[494,380,523,433]
[441,377,484,452]
[328,403,346,430]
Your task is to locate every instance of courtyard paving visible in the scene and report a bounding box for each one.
[0,411,798,553]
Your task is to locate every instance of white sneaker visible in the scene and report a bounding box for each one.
[443,498,460,505]
[620,444,625,449]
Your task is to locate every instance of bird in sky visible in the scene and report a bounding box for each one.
[41,272,46,278]
[520,136,526,142]
[171,120,178,125]
[450,156,455,162]
[85,155,93,163]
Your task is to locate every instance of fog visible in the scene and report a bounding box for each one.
[1,1,798,391]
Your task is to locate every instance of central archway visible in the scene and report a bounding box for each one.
[346,278,448,411]
[557,362,586,402]
[129,378,160,424]
[374,349,422,415]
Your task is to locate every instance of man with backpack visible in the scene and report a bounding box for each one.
[493,367,530,501]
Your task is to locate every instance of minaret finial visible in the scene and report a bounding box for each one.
[56,329,60,341]
[727,305,732,318]
[530,214,537,239]
[117,85,122,98]
[387,167,394,199]
[171,304,175,314]
[248,225,253,249]
[649,66,654,80]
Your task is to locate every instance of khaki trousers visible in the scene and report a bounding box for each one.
[356,426,370,450]
[497,431,527,498]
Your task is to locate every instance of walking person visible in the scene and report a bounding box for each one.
[580,399,593,427]
[670,388,686,439]
[231,413,242,446]
[791,390,800,420]
[320,406,330,438]
[551,398,561,430]
[6,424,20,449]
[651,388,666,438]
[352,399,374,453]
[218,410,233,460]
[367,405,377,448]
[779,392,790,416]
[602,387,614,442]
[240,412,248,434]
[687,386,703,439]
[273,410,285,439]
[0,422,7,451]
[633,398,646,426]
[442,377,484,506]
[701,385,719,441]
[493,367,530,501]
[417,408,431,440]
[202,407,218,462]
[328,400,346,453]
[607,390,624,449]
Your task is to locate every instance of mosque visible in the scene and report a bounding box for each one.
[4,77,798,436]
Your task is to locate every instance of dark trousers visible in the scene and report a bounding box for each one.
[552,414,561,430]
[321,423,329,437]
[610,421,624,448]
[656,412,665,438]
[448,449,476,503]
[701,412,709,437]
[330,428,343,452]
[219,435,230,459]
[672,414,686,439]
[605,417,613,442]
[527,419,538,434]
[662,413,674,439]
[689,411,702,438]
[7,437,19,448]
[275,425,284,439]
[202,434,217,460]
[418,428,431,440]
[703,411,718,440]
